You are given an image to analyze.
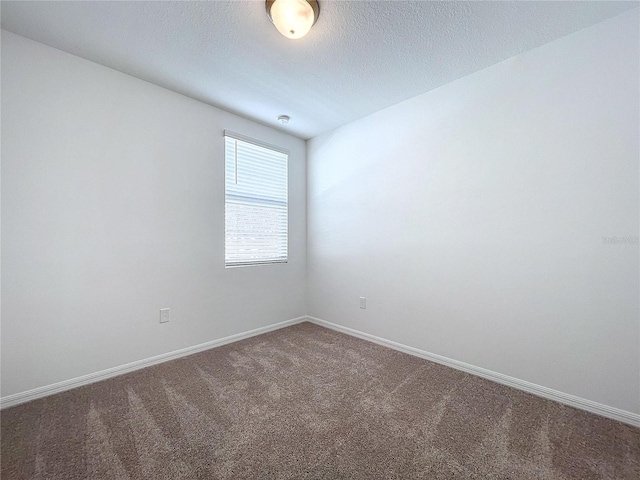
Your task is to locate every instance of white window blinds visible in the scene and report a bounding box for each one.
[224,131,288,267]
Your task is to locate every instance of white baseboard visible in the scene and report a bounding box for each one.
[306,316,640,428]
[0,316,307,410]
[4,314,638,428]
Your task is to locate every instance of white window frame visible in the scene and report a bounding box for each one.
[224,130,289,267]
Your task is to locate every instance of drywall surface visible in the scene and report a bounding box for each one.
[1,31,306,397]
[307,10,640,414]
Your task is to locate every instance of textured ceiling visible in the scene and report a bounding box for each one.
[1,1,637,139]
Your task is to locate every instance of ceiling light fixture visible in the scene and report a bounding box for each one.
[278,115,290,124]
[266,0,319,40]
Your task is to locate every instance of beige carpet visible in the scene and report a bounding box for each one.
[1,322,638,479]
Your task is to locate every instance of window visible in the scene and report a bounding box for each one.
[224,131,288,267]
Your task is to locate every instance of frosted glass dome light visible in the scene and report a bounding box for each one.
[266,0,319,40]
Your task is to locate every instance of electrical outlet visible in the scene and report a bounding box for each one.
[160,308,170,323]
[359,297,366,309]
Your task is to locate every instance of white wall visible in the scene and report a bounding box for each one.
[1,31,306,398]
[307,10,639,414]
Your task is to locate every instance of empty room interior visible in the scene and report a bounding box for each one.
[1,1,639,478]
